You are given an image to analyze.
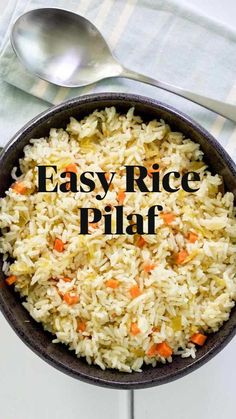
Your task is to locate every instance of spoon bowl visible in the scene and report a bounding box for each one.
[11,8,123,87]
[11,7,236,122]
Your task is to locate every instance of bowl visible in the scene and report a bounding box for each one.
[0,93,236,389]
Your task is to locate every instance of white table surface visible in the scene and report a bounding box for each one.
[0,1,236,418]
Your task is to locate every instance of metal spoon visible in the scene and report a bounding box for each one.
[11,8,236,122]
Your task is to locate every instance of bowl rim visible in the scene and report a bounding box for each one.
[0,92,236,389]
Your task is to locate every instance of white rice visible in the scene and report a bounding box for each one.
[0,106,236,372]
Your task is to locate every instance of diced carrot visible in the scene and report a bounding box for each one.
[65,163,78,174]
[63,292,79,305]
[129,285,142,298]
[90,222,99,229]
[147,166,160,177]
[187,232,198,243]
[117,190,126,205]
[63,277,72,282]
[137,236,146,248]
[161,212,175,225]
[156,342,173,358]
[143,261,155,273]
[147,343,158,357]
[64,163,78,184]
[11,182,27,195]
[54,238,65,252]
[175,249,189,265]
[5,275,17,285]
[130,322,141,336]
[105,172,110,180]
[105,279,119,289]
[77,320,87,333]
[190,332,207,346]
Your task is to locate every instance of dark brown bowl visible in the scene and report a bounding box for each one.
[0,93,236,389]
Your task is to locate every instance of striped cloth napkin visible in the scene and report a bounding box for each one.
[0,0,236,155]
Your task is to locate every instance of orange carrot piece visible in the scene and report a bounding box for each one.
[5,275,17,285]
[147,166,160,178]
[64,163,78,184]
[137,236,146,248]
[63,277,72,282]
[129,285,142,298]
[90,222,99,229]
[105,279,119,289]
[156,342,173,358]
[175,249,189,265]
[54,238,65,252]
[63,292,79,305]
[117,190,126,205]
[77,320,87,333]
[143,261,155,273]
[187,232,198,243]
[11,182,27,195]
[147,343,158,357]
[65,182,71,191]
[105,172,110,180]
[161,212,175,225]
[65,163,78,174]
[190,332,207,346]
[130,322,141,336]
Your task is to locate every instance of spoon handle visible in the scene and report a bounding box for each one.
[121,68,236,123]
